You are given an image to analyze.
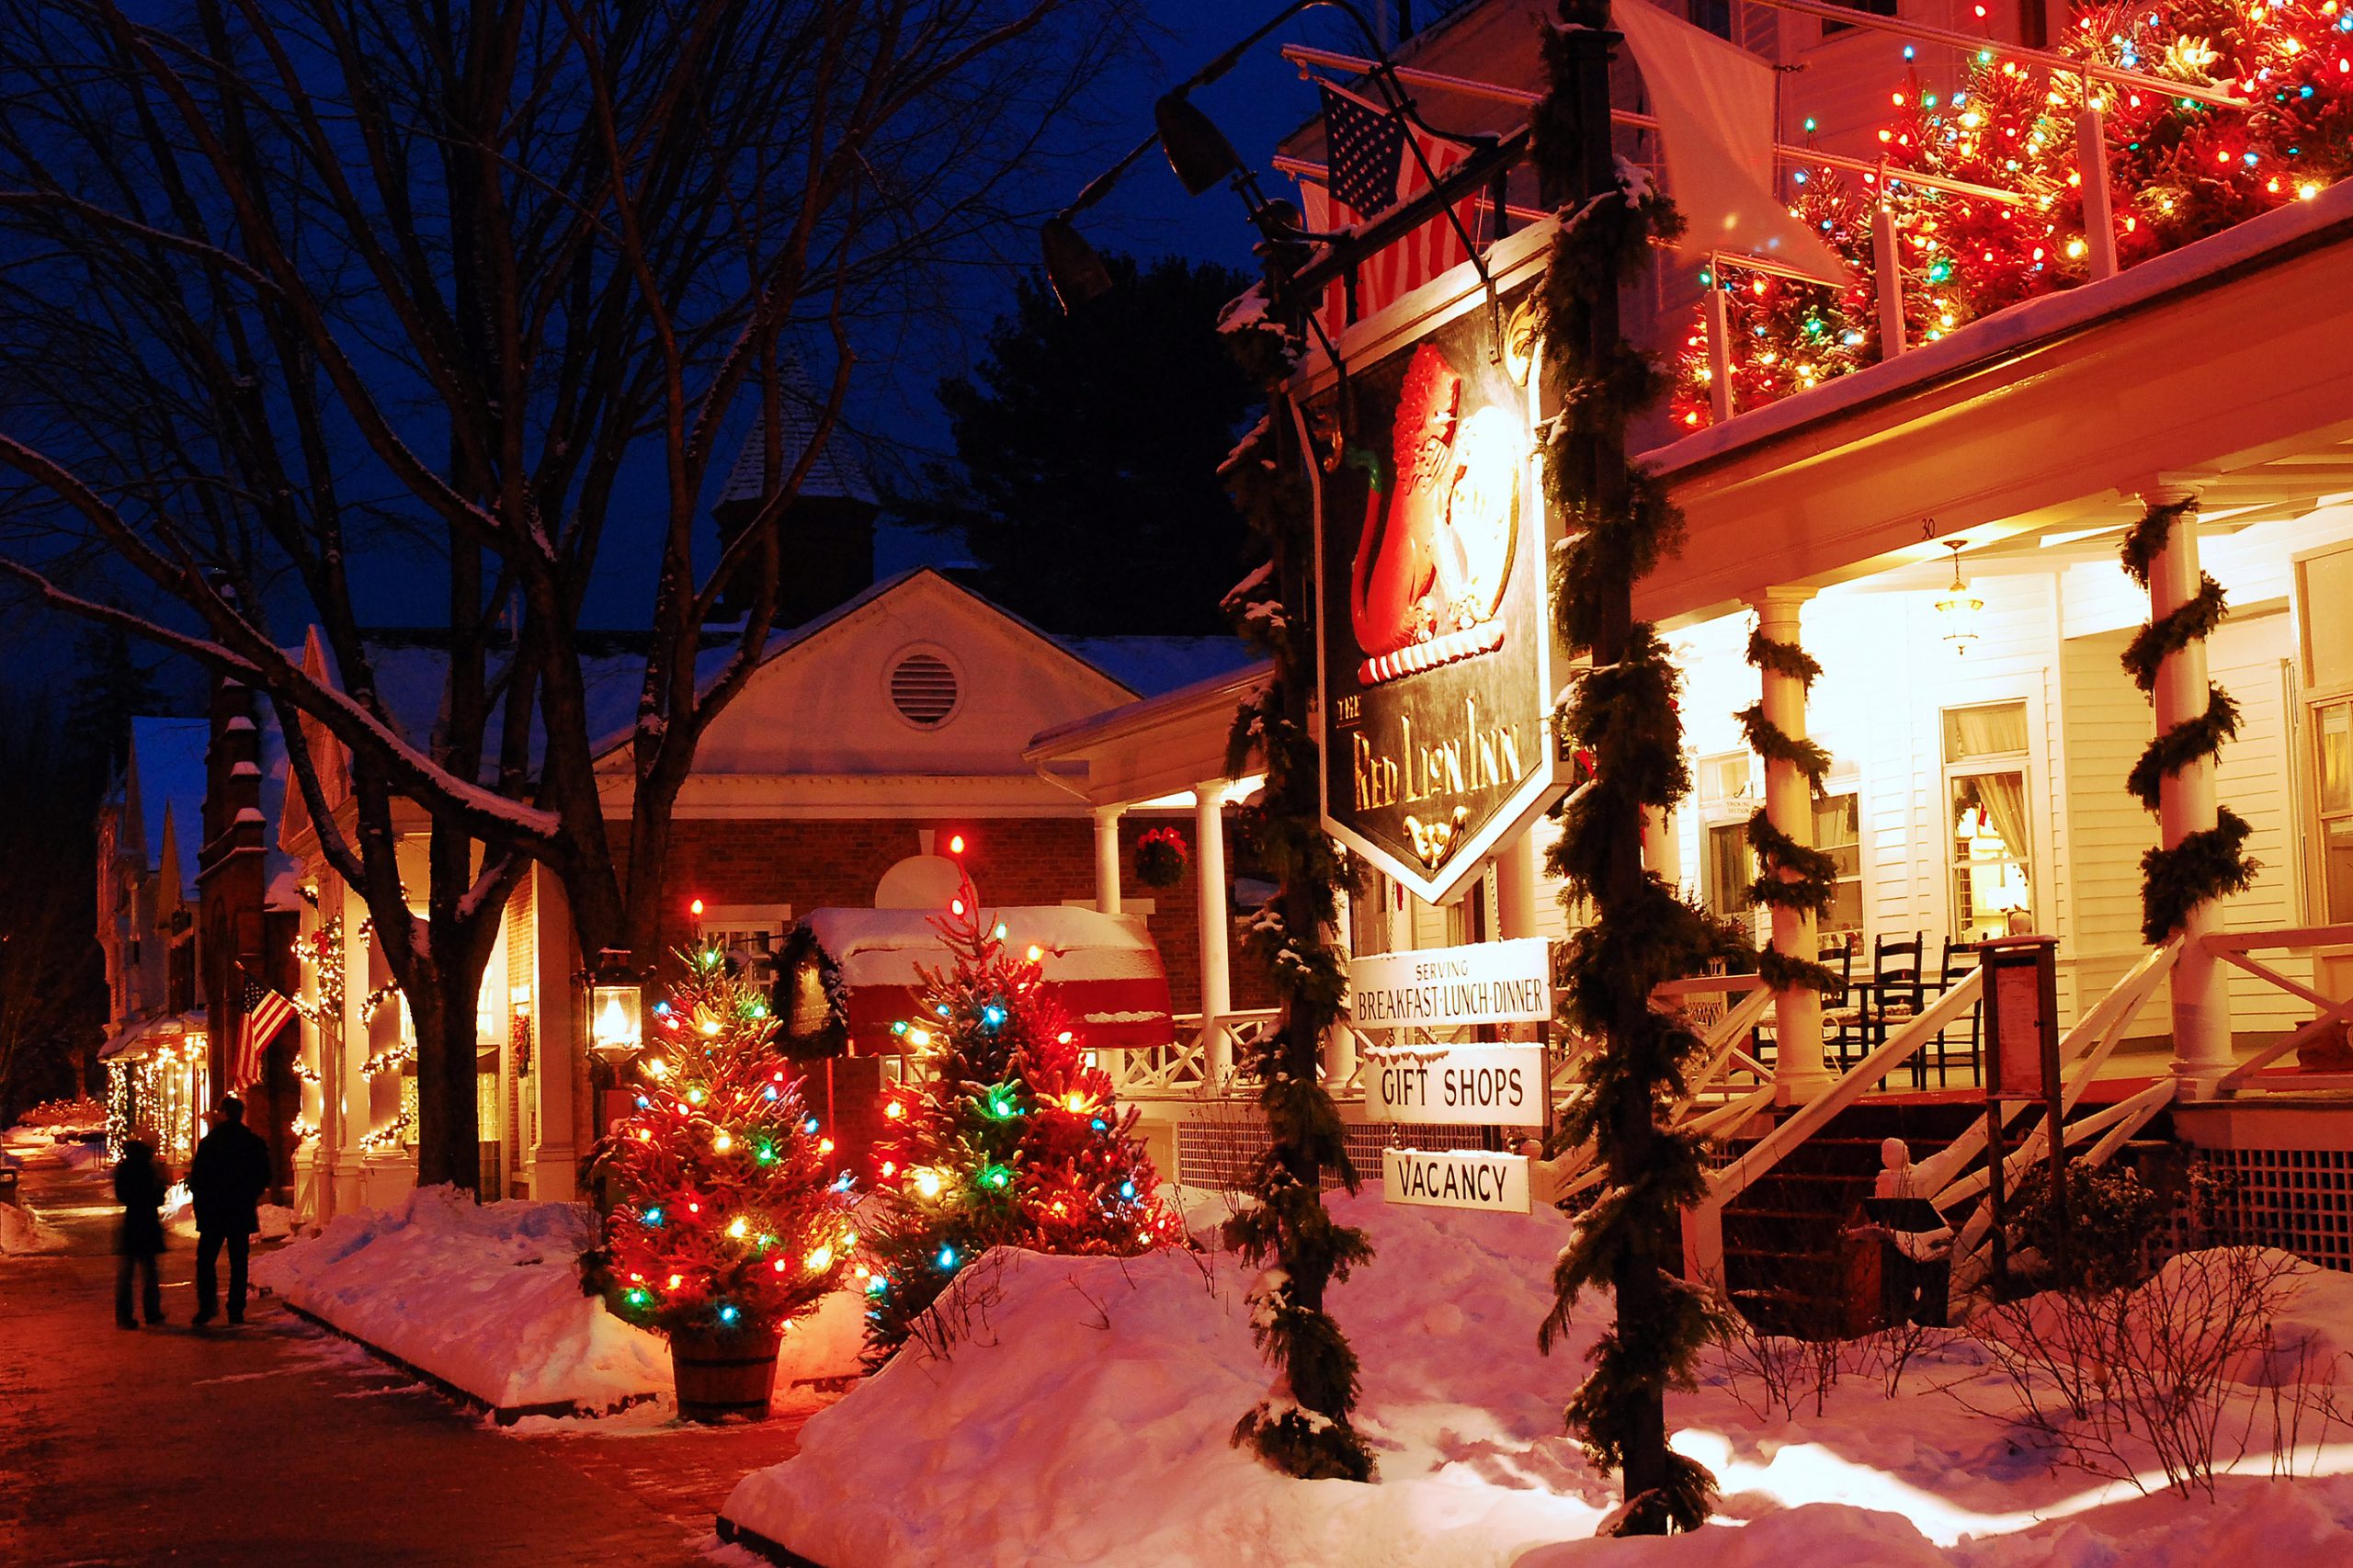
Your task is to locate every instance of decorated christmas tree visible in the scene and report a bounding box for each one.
[594,946,856,1349]
[860,870,1180,1359]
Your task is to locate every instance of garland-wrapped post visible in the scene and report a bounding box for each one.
[1212,292,1378,1483]
[2119,493,2256,1080]
[1531,0,1721,1536]
[1735,597,1842,1094]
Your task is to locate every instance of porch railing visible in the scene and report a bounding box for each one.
[1280,1,2255,428]
[2209,923,2353,1096]
[1677,937,2181,1302]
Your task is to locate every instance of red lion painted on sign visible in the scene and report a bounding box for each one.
[1346,342,1518,672]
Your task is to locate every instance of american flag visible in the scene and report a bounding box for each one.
[1299,83,1484,340]
[233,972,297,1093]
[1318,83,1406,215]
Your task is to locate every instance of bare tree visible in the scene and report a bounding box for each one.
[0,0,1131,1190]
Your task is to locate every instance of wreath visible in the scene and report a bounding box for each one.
[1133,826,1188,890]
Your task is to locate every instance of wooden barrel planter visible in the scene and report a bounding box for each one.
[669,1326,782,1423]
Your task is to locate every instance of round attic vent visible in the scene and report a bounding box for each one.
[888,651,961,727]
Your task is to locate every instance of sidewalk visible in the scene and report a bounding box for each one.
[0,1164,810,1566]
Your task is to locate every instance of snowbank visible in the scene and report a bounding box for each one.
[254,1187,672,1413]
[0,1199,67,1255]
[723,1191,2353,1568]
[254,1186,870,1417]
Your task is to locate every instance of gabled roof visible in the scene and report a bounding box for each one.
[587,568,1252,766]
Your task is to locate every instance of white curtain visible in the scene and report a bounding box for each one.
[1972,772,2031,877]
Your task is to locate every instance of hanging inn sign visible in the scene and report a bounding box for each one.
[1307,244,1570,905]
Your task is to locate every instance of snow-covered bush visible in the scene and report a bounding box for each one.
[1961,1245,2353,1498]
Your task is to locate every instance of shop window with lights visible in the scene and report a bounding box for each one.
[1943,701,2035,942]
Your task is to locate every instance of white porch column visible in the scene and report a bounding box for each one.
[1755,587,1830,1099]
[297,893,334,1226]
[1321,888,1358,1088]
[2147,492,2232,1081]
[333,876,370,1215]
[1194,781,1233,1084]
[529,864,581,1200]
[1494,829,1542,941]
[1093,805,1124,915]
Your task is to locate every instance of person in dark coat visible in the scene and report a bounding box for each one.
[112,1128,169,1329]
[188,1095,271,1326]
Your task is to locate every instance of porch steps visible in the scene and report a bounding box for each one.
[1717,1101,1982,1336]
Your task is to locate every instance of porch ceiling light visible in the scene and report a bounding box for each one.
[1936,541,1983,655]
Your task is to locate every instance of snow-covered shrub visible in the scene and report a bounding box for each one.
[1958,1244,2353,1498]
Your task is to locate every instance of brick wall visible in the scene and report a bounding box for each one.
[646,812,1274,1017]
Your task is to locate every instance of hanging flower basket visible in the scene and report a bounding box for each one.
[1134,826,1188,890]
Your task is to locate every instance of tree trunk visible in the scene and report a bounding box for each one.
[408,973,482,1194]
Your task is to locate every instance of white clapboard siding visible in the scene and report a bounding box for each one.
[2061,627,2158,1021]
[2208,612,2311,1032]
[2061,612,2303,1038]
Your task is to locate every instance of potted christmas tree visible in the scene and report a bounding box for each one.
[862,869,1180,1360]
[592,945,856,1421]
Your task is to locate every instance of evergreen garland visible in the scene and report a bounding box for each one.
[1744,627,1821,687]
[1532,1,1720,1536]
[2116,497,2258,943]
[1733,701,1833,781]
[1730,633,1837,983]
[1758,945,1844,994]
[1214,299,1378,1483]
[1743,810,1839,915]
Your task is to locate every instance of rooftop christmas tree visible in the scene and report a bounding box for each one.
[1676,0,2353,425]
[592,945,857,1418]
[860,869,1180,1361]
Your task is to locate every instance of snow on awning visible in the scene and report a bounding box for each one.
[801,905,1162,990]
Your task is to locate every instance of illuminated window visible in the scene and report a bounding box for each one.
[1816,792,1863,937]
[2300,543,2353,920]
[1943,701,2034,942]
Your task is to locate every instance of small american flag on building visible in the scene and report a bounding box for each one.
[233,972,297,1093]
[1298,81,1485,341]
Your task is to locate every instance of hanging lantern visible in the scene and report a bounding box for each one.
[585,965,645,1066]
[1936,541,1983,654]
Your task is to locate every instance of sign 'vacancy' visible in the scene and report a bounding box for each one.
[1381,1147,1531,1213]
[1347,937,1552,1030]
[1369,1044,1545,1125]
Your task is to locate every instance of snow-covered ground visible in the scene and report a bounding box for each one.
[723,1189,2353,1567]
[254,1186,867,1415]
[0,1199,67,1255]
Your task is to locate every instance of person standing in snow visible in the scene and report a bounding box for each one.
[112,1127,170,1329]
[188,1096,271,1327]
